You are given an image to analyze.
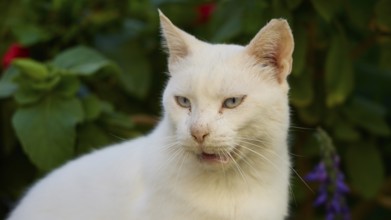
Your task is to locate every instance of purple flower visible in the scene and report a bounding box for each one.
[305,162,327,182]
[314,186,328,206]
[305,128,351,220]
[306,155,350,219]
[336,174,349,193]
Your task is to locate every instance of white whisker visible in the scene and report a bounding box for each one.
[174,150,188,186]
[155,144,183,175]
[158,141,181,153]
[229,149,258,179]
[237,144,285,175]
[237,139,313,193]
[217,151,227,180]
[224,149,248,187]
[108,133,127,141]
[289,125,314,131]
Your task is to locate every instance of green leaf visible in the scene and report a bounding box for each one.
[12,96,83,171]
[379,41,391,70]
[119,60,151,99]
[30,76,61,90]
[11,24,51,46]
[285,0,303,10]
[272,0,292,22]
[210,2,244,42]
[53,75,80,98]
[347,0,375,30]
[101,112,134,130]
[292,24,308,76]
[213,12,242,42]
[242,1,269,35]
[76,122,112,154]
[14,86,45,105]
[0,66,19,98]
[297,103,321,125]
[12,72,78,105]
[99,41,151,99]
[311,0,341,22]
[355,64,391,102]
[375,0,391,31]
[52,46,120,76]
[13,59,49,80]
[289,70,313,107]
[81,95,102,121]
[343,97,391,136]
[100,99,114,113]
[333,121,360,142]
[345,143,385,198]
[325,34,354,107]
[0,80,17,98]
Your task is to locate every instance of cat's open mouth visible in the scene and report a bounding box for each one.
[198,146,240,164]
[199,152,230,164]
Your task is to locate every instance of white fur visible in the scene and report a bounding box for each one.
[7,12,294,220]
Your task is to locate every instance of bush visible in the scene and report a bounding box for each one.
[0,0,390,219]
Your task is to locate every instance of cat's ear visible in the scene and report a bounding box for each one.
[246,19,294,84]
[159,10,199,67]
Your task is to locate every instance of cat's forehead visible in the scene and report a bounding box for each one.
[177,44,248,76]
[195,43,244,61]
[168,44,263,97]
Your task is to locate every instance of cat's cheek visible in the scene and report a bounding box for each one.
[166,106,193,143]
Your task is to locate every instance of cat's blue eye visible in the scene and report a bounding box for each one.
[175,96,191,108]
[223,96,245,109]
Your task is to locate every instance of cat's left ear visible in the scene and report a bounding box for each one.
[159,10,200,68]
[246,19,294,84]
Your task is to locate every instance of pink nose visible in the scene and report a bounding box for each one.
[190,128,209,144]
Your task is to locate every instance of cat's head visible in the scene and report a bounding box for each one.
[159,11,294,170]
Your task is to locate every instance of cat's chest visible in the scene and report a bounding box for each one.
[136,192,277,220]
[135,176,275,220]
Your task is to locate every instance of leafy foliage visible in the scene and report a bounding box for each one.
[13,96,83,170]
[0,0,390,219]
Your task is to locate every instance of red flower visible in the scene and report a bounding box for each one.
[2,43,29,69]
[196,3,216,24]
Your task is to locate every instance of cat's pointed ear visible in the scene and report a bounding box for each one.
[246,19,294,84]
[159,10,199,67]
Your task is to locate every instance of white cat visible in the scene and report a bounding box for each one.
[7,11,294,220]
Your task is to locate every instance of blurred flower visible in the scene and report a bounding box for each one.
[305,128,351,220]
[305,162,327,182]
[196,3,216,24]
[2,43,30,69]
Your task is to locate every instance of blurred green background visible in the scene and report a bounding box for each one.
[0,0,390,219]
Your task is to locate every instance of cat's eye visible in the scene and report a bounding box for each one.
[175,96,191,108]
[223,96,246,109]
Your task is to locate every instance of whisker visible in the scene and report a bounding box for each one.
[108,133,127,141]
[155,145,183,175]
[238,137,300,158]
[158,135,179,141]
[237,142,311,199]
[217,151,227,180]
[237,137,270,145]
[174,150,188,186]
[237,144,285,175]
[158,141,181,153]
[289,125,314,131]
[237,140,313,193]
[229,149,259,179]
[224,149,248,186]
